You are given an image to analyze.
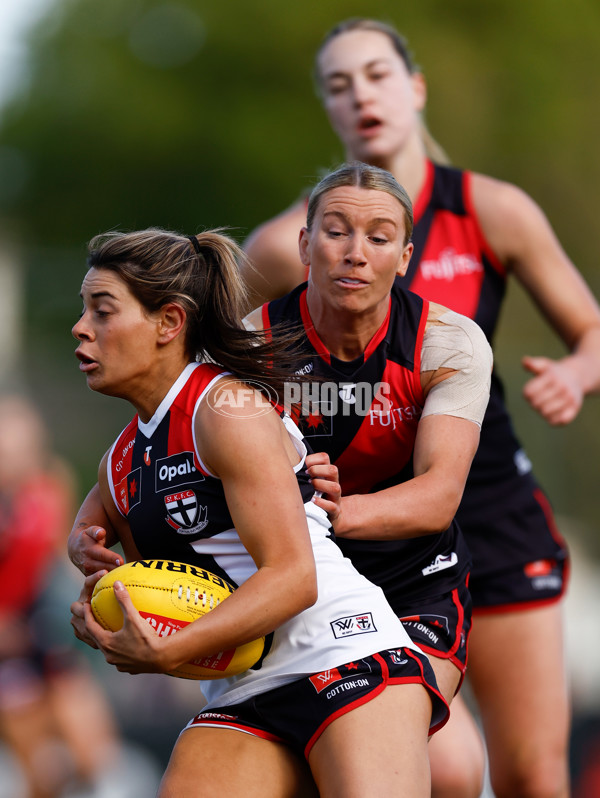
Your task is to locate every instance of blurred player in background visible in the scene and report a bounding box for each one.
[242,17,600,798]
[0,395,120,798]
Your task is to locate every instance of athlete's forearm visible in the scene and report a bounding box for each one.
[334,475,464,541]
[562,325,600,395]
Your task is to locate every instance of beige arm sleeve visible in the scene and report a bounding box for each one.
[421,311,493,427]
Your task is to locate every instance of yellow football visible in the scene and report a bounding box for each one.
[91,559,265,680]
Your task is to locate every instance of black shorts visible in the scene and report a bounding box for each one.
[470,556,570,614]
[398,576,472,676]
[184,648,449,759]
[461,486,570,612]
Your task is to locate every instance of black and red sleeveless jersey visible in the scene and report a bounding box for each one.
[399,161,567,573]
[403,162,525,500]
[408,160,506,339]
[106,362,316,588]
[264,281,471,608]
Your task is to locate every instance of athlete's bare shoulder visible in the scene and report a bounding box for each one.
[241,199,308,310]
[469,171,555,269]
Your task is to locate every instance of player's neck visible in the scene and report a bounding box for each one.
[350,137,427,202]
[306,290,389,362]
[385,145,428,202]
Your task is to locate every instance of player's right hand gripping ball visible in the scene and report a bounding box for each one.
[91,560,265,680]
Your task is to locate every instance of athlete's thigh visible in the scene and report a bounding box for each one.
[467,602,569,767]
[427,653,462,703]
[426,656,486,797]
[158,726,318,798]
[308,684,431,798]
[428,692,485,798]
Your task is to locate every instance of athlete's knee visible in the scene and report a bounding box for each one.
[490,752,569,798]
[428,691,485,798]
[430,745,485,798]
[431,768,484,798]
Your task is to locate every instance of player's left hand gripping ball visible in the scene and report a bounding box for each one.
[91,560,265,680]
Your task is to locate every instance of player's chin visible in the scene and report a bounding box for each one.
[83,369,103,390]
[86,373,116,396]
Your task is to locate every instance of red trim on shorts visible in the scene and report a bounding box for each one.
[533,488,568,550]
[472,546,570,616]
[413,585,468,677]
[303,686,386,760]
[472,588,567,616]
[415,642,467,692]
[303,654,390,759]
[185,717,284,745]
[304,654,398,760]
[403,649,449,735]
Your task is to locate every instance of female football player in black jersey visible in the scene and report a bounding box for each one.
[242,20,600,798]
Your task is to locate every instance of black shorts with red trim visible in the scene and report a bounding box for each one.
[459,477,570,612]
[184,647,449,759]
[397,576,472,676]
[469,556,570,614]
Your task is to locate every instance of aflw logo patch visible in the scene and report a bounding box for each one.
[331,612,376,639]
[309,660,372,693]
[309,667,342,693]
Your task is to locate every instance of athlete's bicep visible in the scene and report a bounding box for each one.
[194,386,314,575]
[413,413,481,482]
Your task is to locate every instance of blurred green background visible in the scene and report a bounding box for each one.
[0,0,598,552]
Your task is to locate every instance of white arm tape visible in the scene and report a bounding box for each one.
[421,311,493,427]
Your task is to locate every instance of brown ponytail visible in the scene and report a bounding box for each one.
[87,228,304,398]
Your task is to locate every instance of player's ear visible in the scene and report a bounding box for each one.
[157,302,187,344]
[396,242,413,277]
[299,227,311,267]
[411,71,427,113]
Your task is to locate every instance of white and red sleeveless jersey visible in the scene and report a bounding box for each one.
[106,362,417,707]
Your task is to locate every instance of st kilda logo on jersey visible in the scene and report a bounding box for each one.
[164,490,209,535]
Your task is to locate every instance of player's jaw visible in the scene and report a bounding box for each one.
[74,347,114,394]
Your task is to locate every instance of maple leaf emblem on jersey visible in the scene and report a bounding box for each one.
[287,402,330,436]
[305,410,324,429]
[116,467,141,515]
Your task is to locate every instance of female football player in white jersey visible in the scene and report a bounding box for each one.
[68,224,454,798]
